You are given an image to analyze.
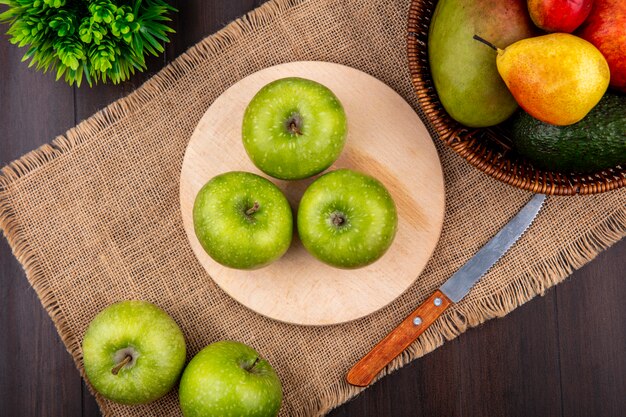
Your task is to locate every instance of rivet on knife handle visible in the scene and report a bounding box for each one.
[346,290,452,387]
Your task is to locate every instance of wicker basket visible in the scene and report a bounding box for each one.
[406,0,626,195]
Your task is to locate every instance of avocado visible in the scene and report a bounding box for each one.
[510,93,626,173]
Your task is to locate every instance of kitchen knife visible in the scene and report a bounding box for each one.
[346,193,546,387]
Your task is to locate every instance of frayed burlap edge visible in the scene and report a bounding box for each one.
[1,0,625,415]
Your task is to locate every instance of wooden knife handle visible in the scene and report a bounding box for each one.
[346,290,452,387]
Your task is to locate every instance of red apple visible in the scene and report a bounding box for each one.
[528,0,593,32]
[578,0,626,92]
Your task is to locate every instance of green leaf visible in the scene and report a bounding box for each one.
[55,64,65,80]
[82,61,92,86]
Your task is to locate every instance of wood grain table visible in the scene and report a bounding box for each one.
[1,2,625,416]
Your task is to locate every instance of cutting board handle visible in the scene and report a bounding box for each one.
[346,290,452,387]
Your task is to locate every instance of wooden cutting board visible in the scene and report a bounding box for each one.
[180,61,445,325]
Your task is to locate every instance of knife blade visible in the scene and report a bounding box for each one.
[346,194,546,387]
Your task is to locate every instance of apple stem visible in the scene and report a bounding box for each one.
[248,357,260,371]
[245,201,260,216]
[473,34,500,52]
[288,121,302,136]
[111,355,132,375]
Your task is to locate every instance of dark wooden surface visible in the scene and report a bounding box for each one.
[1,1,625,416]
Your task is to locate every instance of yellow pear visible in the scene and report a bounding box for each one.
[475,33,610,126]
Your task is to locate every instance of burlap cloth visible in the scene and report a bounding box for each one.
[1,0,625,415]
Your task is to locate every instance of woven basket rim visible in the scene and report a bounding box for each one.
[406,0,626,196]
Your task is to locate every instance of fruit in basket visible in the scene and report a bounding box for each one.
[479,33,609,126]
[510,93,626,173]
[297,169,397,269]
[242,77,347,180]
[82,301,186,404]
[428,0,537,128]
[179,341,282,417]
[193,172,293,270]
[578,0,626,92]
[527,0,593,33]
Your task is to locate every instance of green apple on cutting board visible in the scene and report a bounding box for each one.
[242,77,347,180]
[297,169,398,269]
[428,0,537,127]
[193,171,293,270]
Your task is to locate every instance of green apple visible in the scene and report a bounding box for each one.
[242,77,347,180]
[82,300,186,404]
[193,171,293,269]
[297,169,398,268]
[179,341,282,417]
